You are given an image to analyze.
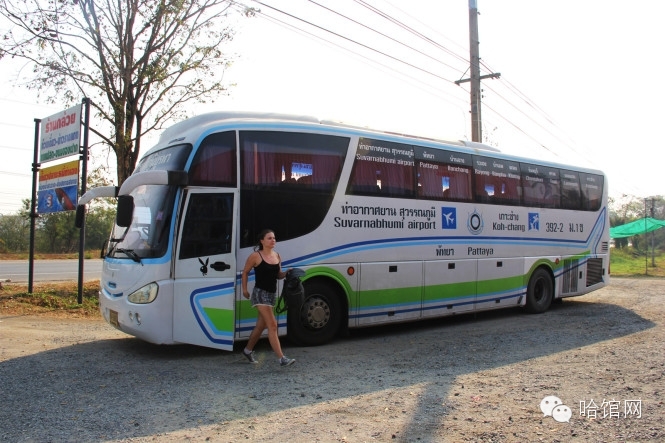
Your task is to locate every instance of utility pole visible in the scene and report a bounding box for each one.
[455,0,500,142]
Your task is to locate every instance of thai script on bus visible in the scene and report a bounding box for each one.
[341,204,397,216]
[399,207,436,221]
[358,143,415,159]
[498,211,520,221]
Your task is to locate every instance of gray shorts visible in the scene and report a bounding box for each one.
[251,287,277,307]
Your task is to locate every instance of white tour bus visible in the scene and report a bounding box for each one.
[76,112,609,350]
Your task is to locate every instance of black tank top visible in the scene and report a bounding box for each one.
[254,252,280,293]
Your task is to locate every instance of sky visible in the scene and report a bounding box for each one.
[1,0,663,215]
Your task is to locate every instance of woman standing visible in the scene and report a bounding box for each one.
[241,229,295,366]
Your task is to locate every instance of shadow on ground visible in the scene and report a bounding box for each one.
[0,294,655,441]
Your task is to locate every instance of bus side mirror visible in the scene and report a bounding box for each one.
[116,195,134,228]
[75,205,86,228]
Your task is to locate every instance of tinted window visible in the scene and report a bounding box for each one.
[239,131,349,247]
[580,173,603,211]
[521,163,560,208]
[347,138,415,198]
[135,144,192,173]
[414,146,472,201]
[189,131,237,187]
[560,171,582,210]
[179,193,234,260]
[473,156,521,205]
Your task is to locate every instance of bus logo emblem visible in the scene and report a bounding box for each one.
[441,207,456,229]
[529,213,540,231]
[467,209,484,235]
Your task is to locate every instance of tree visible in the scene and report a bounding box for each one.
[0,212,30,252]
[0,0,252,186]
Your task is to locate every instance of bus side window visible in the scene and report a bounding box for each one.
[580,173,603,211]
[179,193,233,260]
[239,131,349,247]
[348,160,381,195]
[560,170,582,210]
[348,138,415,198]
[417,163,472,201]
[189,131,237,187]
[380,163,415,198]
[473,175,493,202]
[521,163,560,208]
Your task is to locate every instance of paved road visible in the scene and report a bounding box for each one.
[0,259,103,283]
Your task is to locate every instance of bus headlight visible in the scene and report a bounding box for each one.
[127,283,159,304]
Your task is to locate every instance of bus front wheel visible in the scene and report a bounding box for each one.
[525,268,553,314]
[287,282,342,346]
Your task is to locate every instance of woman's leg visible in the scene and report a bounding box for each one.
[246,313,266,352]
[256,305,284,358]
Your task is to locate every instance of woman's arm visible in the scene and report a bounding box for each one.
[277,253,287,279]
[241,252,260,298]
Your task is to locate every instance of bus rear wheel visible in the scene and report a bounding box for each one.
[287,281,341,346]
[525,267,553,314]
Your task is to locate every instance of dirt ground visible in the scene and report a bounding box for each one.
[1,277,663,442]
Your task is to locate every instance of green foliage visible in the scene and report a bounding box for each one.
[610,247,665,277]
[0,205,114,254]
[0,213,30,252]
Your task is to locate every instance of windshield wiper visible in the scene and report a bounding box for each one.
[115,248,142,264]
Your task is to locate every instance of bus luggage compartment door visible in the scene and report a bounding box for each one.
[423,259,476,317]
[173,190,238,351]
[475,257,524,311]
[357,261,423,326]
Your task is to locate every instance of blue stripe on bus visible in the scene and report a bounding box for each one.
[189,281,236,345]
[350,291,526,321]
[283,208,607,267]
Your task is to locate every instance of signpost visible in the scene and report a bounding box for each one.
[29,99,91,302]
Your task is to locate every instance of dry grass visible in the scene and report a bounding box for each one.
[0,252,101,260]
[0,280,100,318]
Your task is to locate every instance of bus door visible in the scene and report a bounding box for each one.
[173,189,238,351]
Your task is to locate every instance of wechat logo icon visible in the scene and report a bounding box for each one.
[540,395,572,423]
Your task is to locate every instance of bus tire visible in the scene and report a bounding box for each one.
[525,267,553,314]
[287,281,342,346]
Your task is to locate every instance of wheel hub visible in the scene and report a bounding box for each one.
[303,298,330,329]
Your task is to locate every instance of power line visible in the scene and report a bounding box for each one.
[0,170,31,178]
[352,0,468,66]
[306,0,462,73]
[236,0,469,111]
[252,0,455,84]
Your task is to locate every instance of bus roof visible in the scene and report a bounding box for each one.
[154,111,500,153]
[146,111,602,176]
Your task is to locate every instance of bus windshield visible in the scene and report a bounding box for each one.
[108,144,192,260]
[108,184,178,259]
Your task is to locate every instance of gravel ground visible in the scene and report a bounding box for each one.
[0,277,663,442]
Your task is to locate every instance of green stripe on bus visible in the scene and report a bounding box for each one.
[424,281,477,300]
[203,307,235,331]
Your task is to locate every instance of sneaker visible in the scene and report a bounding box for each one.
[280,356,295,366]
[243,350,258,364]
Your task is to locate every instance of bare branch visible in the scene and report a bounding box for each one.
[0,0,245,184]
